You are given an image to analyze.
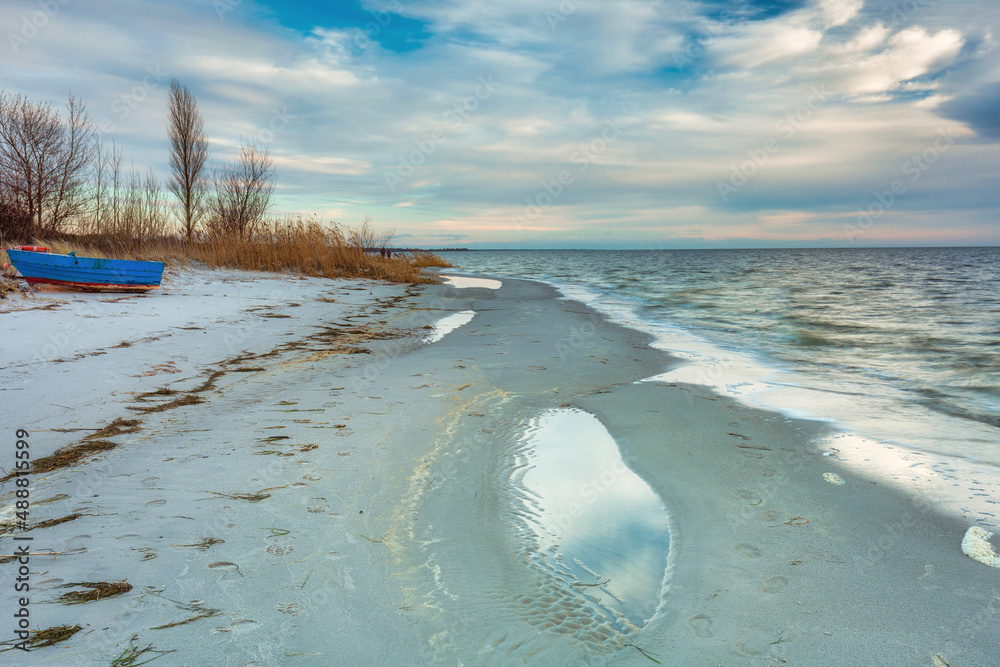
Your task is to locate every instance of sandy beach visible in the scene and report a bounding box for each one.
[2,267,999,666]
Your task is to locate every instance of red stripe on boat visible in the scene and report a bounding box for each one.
[24,277,159,292]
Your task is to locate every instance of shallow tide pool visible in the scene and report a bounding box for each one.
[513,408,671,630]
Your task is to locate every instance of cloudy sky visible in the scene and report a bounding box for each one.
[1,0,997,248]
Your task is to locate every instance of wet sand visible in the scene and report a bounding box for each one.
[2,270,999,665]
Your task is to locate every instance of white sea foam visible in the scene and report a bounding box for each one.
[426,310,475,343]
[442,275,501,290]
[436,249,1000,528]
[961,526,1000,568]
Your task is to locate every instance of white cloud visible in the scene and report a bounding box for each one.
[818,0,864,29]
[839,27,964,97]
[714,22,824,69]
[913,93,954,108]
[270,155,371,176]
[832,23,890,54]
[0,0,995,246]
[652,111,729,133]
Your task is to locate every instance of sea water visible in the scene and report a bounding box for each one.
[439,247,1000,468]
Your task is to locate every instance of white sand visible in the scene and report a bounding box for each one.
[2,269,999,665]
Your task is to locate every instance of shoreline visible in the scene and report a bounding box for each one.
[1,267,999,664]
[460,265,1000,537]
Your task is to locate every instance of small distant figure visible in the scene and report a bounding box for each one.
[386,249,392,259]
[380,248,386,258]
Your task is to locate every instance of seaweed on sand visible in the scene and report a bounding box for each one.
[0,440,117,482]
[3,624,83,649]
[191,369,226,393]
[198,485,287,503]
[626,644,662,664]
[130,393,204,414]
[28,513,85,531]
[111,634,175,666]
[143,593,222,630]
[0,512,84,538]
[134,388,178,401]
[172,538,224,550]
[55,580,133,605]
[129,368,226,414]
[85,418,142,440]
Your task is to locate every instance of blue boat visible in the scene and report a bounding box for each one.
[4,246,164,292]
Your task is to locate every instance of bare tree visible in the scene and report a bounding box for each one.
[0,91,95,238]
[87,137,109,235]
[128,167,167,242]
[208,141,276,239]
[0,93,61,237]
[0,186,31,243]
[167,79,209,241]
[47,93,95,233]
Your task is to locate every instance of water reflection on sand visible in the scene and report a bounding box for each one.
[515,408,670,628]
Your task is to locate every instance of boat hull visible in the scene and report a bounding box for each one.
[5,249,165,292]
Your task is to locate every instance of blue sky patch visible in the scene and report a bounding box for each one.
[699,0,809,23]
[260,0,430,52]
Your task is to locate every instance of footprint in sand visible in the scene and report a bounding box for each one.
[687,614,713,638]
[762,576,788,594]
[736,636,774,656]
[733,543,761,558]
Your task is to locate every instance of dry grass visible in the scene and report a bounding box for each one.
[0,276,16,299]
[411,250,452,268]
[8,218,451,284]
[188,218,447,283]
